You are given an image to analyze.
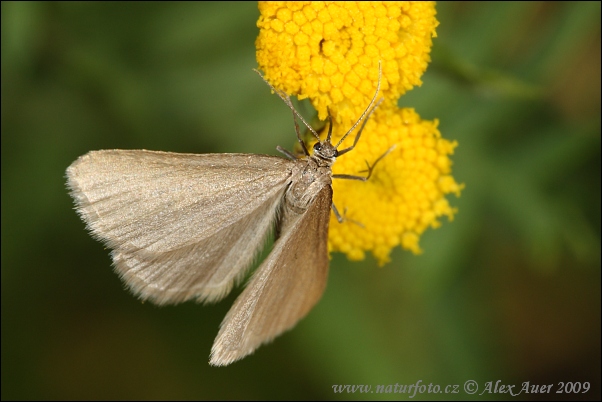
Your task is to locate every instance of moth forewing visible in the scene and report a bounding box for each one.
[110,186,285,305]
[210,185,332,366]
[66,150,295,305]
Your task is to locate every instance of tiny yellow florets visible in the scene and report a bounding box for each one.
[256,2,462,264]
[323,106,463,264]
[257,1,439,125]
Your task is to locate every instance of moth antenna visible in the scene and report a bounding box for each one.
[335,61,383,149]
[253,69,321,146]
[325,107,333,143]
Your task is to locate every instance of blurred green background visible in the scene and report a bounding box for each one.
[2,2,600,400]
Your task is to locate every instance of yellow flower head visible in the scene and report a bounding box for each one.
[256,1,462,264]
[256,1,439,125]
[326,107,463,264]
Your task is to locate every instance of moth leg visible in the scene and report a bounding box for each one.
[332,145,396,181]
[331,202,344,223]
[276,146,298,161]
[331,203,365,227]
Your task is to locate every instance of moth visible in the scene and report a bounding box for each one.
[66,70,386,366]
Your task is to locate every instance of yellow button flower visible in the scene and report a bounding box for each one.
[323,106,463,264]
[257,1,439,125]
[256,1,462,264]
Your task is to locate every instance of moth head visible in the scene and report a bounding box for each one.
[313,140,338,162]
